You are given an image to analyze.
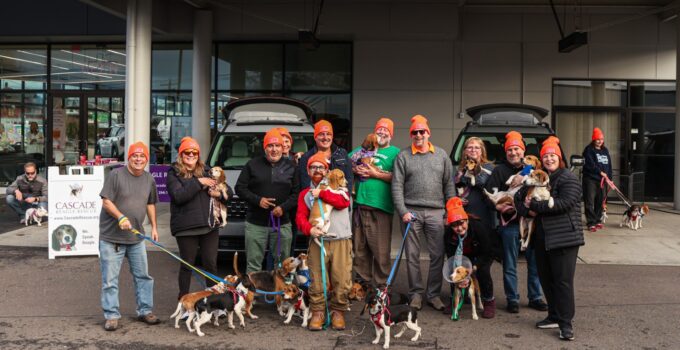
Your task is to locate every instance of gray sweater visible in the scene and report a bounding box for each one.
[391,145,456,217]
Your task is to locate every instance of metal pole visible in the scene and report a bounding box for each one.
[192,10,213,154]
[675,14,680,209]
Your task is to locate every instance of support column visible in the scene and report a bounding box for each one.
[192,10,213,154]
[675,15,680,209]
[125,0,152,161]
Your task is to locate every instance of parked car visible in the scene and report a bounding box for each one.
[206,96,316,254]
[96,123,169,163]
[450,103,578,167]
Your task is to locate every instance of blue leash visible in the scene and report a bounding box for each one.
[385,213,416,287]
[317,197,331,329]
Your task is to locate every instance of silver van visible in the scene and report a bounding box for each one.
[206,97,315,253]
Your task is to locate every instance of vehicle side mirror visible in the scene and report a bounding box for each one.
[570,154,584,167]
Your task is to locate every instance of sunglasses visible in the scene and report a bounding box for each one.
[182,150,199,157]
[309,165,326,172]
[25,171,36,176]
[410,130,427,136]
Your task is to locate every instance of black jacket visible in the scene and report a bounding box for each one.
[235,156,299,226]
[582,144,613,182]
[167,166,231,235]
[485,160,524,225]
[515,168,584,251]
[298,144,353,191]
[444,217,502,266]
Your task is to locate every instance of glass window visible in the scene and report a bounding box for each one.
[152,45,193,90]
[217,44,283,91]
[553,80,627,107]
[288,93,351,149]
[50,45,126,90]
[285,43,351,91]
[0,46,48,90]
[630,82,676,107]
[151,92,191,164]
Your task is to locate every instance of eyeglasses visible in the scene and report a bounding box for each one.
[451,220,467,228]
[25,171,36,176]
[182,150,199,157]
[308,165,326,172]
[466,146,482,150]
[411,130,427,136]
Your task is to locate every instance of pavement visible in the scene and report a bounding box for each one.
[1,201,680,349]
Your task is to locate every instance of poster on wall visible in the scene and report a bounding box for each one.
[150,164,171,202]
[48,166,104,259]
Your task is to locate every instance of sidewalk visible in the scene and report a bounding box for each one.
[1,202,680,266]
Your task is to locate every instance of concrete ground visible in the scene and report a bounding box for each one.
[0,201,679,349]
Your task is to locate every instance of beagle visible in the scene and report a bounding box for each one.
[193,282,249,336]
[209,166,229,227]
[348,281,369,302]
[309,169,349,247]
[620,204,650,230]
[280,284,311,327]
[461,158,492,187]
[519,169,554,251]
[484,155,542,225]
[449,265,483,321]
[25,207,48,226]
[364,288,421,349]
[170,283,228,333]
[233,252,299,315]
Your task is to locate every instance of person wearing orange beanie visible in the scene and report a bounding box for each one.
[444,196,501,318]
[393,114,456,311]
[99,139,161,331]
[515,136,584,341]
[485,130,546,314]
[275,127,293,159]
[177,137,200,158]
[349,117,400,288]
[295,151,352,331]
[298,120,352,192]
[582,127,612,232]
[235,128,299,278]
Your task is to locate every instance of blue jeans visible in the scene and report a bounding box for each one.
[498,223,543,304]
[99,240,154,320]
[6,194,47,219]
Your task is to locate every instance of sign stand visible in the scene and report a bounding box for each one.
[47,166,104,259]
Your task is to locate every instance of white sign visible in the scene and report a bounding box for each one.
[48,166,104,259]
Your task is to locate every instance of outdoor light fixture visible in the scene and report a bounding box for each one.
[558,31,588,53]
[299,0,324,51]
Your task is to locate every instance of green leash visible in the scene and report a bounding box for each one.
[451,287,466,321]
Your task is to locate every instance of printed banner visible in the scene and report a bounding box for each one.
[47,166,104,259]
[150,164,171,202]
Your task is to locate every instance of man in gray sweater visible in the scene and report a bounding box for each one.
[392,115,456,311]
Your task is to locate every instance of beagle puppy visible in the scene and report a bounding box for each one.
[280,284,311,327]
[193,282,249,336]
[449,265,483,321]
[233,252,299,315]
[209,166,229,227]
[519,169,554,251]
[309,169,349,247]
[170,283,228,333]
[364,288,421,349]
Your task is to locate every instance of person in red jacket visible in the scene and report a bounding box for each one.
[296,151,352,331]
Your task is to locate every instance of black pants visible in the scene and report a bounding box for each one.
[176,230,219,299]
[583,177,604,227]
[534,233,579,329]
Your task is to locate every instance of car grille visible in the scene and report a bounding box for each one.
[227,198,247,218]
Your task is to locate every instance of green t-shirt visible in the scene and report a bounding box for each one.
[349,145,400,214]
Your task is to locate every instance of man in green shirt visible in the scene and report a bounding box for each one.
[350,118,400,287]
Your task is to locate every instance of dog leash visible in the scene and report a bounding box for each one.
[385,213,416,288]
[269,212,282,269]
[601,175,632,208]
[316,197,332,330]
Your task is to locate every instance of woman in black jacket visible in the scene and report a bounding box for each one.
[167,137,231,299]
[515,137,583,341]
[444,197,502,318]
[582,127,612,232]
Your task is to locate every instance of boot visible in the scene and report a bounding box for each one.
[330,310,346,330]
[482,299,496,319]
[308,311,325,331]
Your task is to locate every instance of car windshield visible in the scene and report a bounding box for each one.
[452,133,555,165]
[208,132,315,169]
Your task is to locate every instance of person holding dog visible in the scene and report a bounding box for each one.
[392,115,456,311]
[514,137,584,341]
[454,137,495,224]
[582,127,612,232]
[6,162,48,224]
[295,151,352,331]
[98,141,160,331]
[298,120,352,192]
[350,117,400,288]
[485,131,547,314]
[236,128,300,273]
[444,197,501,318]
[167,137,231,299]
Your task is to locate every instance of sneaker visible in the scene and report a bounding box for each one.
[103,319,118,331]
[481,299,496,319]
[595,223,604,230]
[536,317,559,329]
[410,295,422,310]
[137,313,161,325]
[588,226,597,232]
[506,301,519,313]
[528,299,548,311]
[427,297,445,311]
[559,325,575,341]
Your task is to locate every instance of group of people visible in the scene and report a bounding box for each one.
[82,114,612,341]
